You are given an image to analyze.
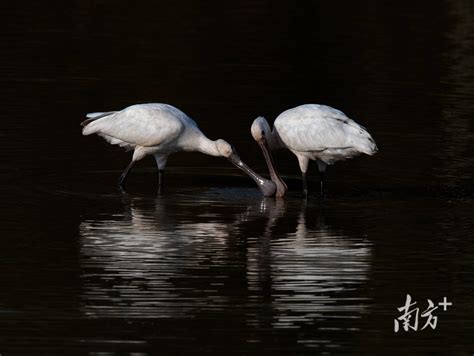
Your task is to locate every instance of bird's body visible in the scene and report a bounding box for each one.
[274,104,377,169]
[251,104,378,197]
[82,103,276,196]
[83,103,220,168]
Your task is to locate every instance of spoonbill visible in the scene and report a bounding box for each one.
[251,104,378,197]
[81,103,276,196]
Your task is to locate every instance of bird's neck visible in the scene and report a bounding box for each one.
[196,135,221,157]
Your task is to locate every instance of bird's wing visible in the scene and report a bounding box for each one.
[82,104,185,147]
[86,111,117,119]
[275,105,375,153]
[81,111,117,127]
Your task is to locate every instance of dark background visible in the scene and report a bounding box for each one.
[1,0,473,354]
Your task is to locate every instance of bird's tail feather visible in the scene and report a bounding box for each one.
[360,136,378,155]
[80,111,117,127]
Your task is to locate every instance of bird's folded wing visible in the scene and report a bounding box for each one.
[276,114,371,152]
[84,108,184,147]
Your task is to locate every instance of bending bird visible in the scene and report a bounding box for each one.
[82,103,276,196]
[251,104,378,197]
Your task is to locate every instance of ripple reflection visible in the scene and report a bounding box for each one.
[79,191,372,347]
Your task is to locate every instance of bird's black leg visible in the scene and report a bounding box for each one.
[158,170,164,186]
[319,171,325,198]
[316,161,327,199]
[157,169,165,194]
[118,160,136,189]
[302,172,308,197]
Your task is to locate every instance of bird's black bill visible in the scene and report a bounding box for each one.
[258,139,287,197]
[228,153,276,197]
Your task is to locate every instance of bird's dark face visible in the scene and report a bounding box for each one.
[250,117,268,143]
[226,148,241,167]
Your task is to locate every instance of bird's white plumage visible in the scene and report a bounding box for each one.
[83,104,187,148]
[251,104,377,196]
[274,104,377,164]
[82,103,278,196]
[82,103,219,165]
[86,111,117,119]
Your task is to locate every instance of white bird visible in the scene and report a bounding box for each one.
[82,103,276,196]
[251,104,378,197]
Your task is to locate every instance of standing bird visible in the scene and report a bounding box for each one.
[251,104,378,197]
[82,103,276,196]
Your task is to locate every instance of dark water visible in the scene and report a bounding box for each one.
[1,1,474,354]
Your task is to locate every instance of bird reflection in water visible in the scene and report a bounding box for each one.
[79,191,372,341]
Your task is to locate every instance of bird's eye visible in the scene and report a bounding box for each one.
[261,130,265,136]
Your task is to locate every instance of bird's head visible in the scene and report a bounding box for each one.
[251,116,271,143]
[215,139,235,158]
[215,138,242,166]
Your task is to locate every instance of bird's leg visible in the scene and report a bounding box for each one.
[157,169,165,194]
[319,171,325,198]
[316,161,327,198]
[302,172,308,197]
[118,160,136,189]
[158,170,164,186]
[296,156,309,198]
[153,154,168,193]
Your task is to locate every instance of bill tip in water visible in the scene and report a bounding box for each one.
[226,152,276,196]
[275,182,288,197]
[260,180,277,197]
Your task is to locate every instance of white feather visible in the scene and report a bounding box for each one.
[86,111,117,119]
[82,103,276,196]
[274,104,377,163]
[251,104,378,196]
